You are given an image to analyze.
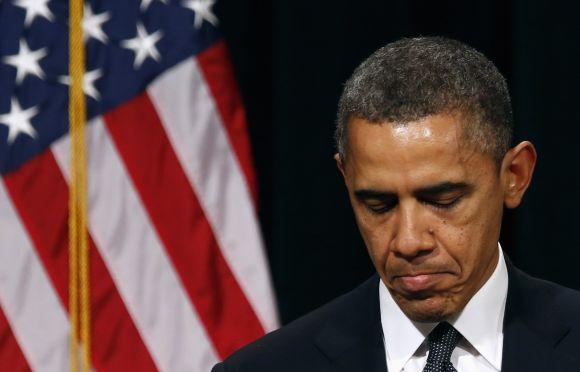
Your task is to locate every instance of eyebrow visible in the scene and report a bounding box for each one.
[354,189,396,200]
[414,181,472,197]
[354,181,472,200]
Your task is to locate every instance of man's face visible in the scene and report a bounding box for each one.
[339,113,506,322]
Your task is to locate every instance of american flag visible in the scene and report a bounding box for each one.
[0,0,278,370]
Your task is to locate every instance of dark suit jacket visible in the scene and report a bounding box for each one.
[212,260,580,371]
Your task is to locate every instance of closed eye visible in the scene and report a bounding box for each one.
[422,195,462,210]
[364,198,398,214]
[366,202,396,214]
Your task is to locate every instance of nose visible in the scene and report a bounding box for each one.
[391,202,436,259]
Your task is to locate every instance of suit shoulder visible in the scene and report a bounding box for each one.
[218,275,378,371]
[520,272,580,360]
[516,268,580,323]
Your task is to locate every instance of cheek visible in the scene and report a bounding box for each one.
[367,228,391,265]
[435,222,472,268]
[436,198,501,272]
[353,209,393,267]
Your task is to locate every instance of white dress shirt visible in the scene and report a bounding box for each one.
[379,246,509,372]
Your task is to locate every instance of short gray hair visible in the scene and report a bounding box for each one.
[335,37,513,165]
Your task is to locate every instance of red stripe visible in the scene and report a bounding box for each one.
[3,151,158,372]
[0,305,31,372]
[196,41,259,203]
[104,92,265,359]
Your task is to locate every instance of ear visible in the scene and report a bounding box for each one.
[334,153,346,178]
[501,141,537,209]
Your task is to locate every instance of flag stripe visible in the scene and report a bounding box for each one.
[148,58,279,333]
[0,306,30,372]
[52,120,219,371]
[0,307,30,372]
[103,92,265,359]
[3,150,158,372]
[196,41,259,203]
[0,179,69,372]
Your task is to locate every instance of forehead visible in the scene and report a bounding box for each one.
[345,114,494,189]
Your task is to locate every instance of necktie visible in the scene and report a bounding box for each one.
[422,322,461,372]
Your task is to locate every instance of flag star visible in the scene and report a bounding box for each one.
[58,69,103,101]
[2,39,47,85]
[140,0,168,11]
[14,0,54,26]
[0,98,39,144]
[183,0,218,29]
[121,23,163,69]
[83,4,111,44]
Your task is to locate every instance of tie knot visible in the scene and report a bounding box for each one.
[423,322,461,372]
[428,322,460,347]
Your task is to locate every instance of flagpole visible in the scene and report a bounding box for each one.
[69,0,90,371]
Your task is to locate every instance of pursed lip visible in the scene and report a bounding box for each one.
[393,272,449,292]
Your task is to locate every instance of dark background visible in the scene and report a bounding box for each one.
[214,1,580,325]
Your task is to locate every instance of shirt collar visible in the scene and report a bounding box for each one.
[380,279,435,372]
[449,246,508,369]
[379,245,508,372]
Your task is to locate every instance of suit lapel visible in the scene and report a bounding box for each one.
[501,259,580,372]
[328,340,386,372]
[313,275,387,372]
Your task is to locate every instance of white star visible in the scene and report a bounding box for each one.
[14,0,54,26]
[58,69,103,101]
[0,98,39,144]
[140,0,168,11]
[2,39,47,84]
[182,0,218,29]
[83,4,110,44]
[121,23,163,69]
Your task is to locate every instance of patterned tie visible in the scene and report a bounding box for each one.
[422,322,461,372]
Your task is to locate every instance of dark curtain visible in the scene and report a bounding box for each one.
[214,0,580,325]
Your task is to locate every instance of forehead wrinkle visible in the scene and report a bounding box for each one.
[388,116,461,149]
[345,115,485,193]
[350,119,462,168]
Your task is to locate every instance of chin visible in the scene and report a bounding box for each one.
[398,296,458,323]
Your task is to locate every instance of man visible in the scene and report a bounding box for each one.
[212,37,580,371]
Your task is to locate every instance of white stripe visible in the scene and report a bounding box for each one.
[148,58,279,332]
[51,119,219,372]
[0,181,70,372]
